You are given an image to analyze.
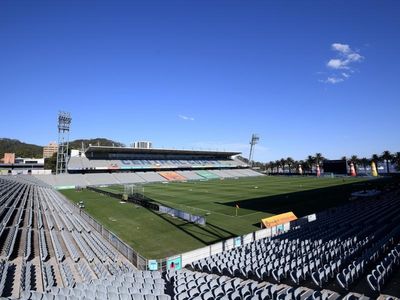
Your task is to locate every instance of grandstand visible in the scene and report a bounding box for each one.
[0,175,174,299]
[34,146,261,188]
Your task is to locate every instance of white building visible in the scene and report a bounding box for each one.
[131,141,153,149]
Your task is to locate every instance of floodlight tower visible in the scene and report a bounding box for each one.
[248,134,259,167]
[56,111,72,174]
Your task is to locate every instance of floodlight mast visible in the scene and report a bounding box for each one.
[248,134,259,168]
[56,111,72,174]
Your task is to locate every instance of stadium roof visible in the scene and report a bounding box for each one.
[84,145,241,157]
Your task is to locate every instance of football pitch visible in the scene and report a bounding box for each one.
[61,176,382,258]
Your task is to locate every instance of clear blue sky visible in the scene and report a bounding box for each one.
[0,0,399,161]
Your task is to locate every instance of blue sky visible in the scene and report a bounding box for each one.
[0,0,399,161]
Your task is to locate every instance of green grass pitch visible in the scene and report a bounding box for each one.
[61,176,382,259]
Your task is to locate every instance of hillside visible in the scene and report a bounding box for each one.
[69,138,125,150]
[0,138,43,158]
[0,138,125,159]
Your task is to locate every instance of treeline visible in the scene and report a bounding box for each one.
[0,138,43,158]
[243,150,400,174]
[69,138,125,150]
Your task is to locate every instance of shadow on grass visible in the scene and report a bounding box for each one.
[145,207,237,245]
[218,178,389,217]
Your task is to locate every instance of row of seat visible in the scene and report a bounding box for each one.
[59,262,75,288]
[39,229,49,262]
[60,231,79,262]
[367,243,400,292]
[0,261,9,296]
[49,229,65,262]
[21,262,33,292]
[3,225,18,259]
[43,263,56,290]
[24,228,32,260]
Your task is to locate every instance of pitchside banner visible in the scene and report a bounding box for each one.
[234,237,241,247]
[167,256,182,271]
[148,260,158,271]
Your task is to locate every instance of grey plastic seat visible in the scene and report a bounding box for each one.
[132,294,144,300]
[202,291,214,300]
[229,290,241,300]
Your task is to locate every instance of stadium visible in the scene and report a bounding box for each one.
[1,132,400,300]
[1,1,400,300]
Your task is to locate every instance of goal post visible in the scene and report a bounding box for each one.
[124,184,145,199]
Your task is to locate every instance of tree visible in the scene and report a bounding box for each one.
[381,150,393,174]
[275,160,281,173]
[44,153,57,173]
[391,152,400,172]
[286,157,295,174]
[280,158,286,173]
[305,155,315,173]
[315,153,324,166]
[268,161,275,173]
[350,155,359,173]
[360,157,370,174]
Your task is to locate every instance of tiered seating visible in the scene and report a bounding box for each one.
[220,169,245,177]
[35,174,56,186]
[367,243,400,292]
[158,171,187,181]
[0,175,137,297]
[112,172,146,184]
[190,189,400,296]
[208,169,235,178]
[136,172,165,182]
[165,269,327,300]
[68,156,244,171]
[33,167,262,187]
[236,169,262,177]
[196,170,220,179]
[85,173,119,186]
[176,170,203,180]
[1,174,398,299]
[23,270,171,300]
